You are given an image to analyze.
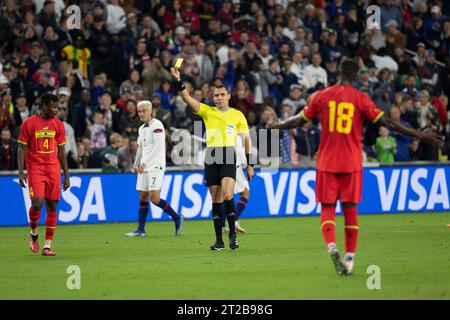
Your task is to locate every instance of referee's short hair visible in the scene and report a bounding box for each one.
[137,100,152,113]
[213,85,229,93]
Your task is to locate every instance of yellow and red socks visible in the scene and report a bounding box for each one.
[29,208,41,230]
[224,199,236,236]
[45,211,57,241]
[343,206,359,254]
[138,201,149,231]
[212,202,223,242]
[236,197,248,220]
[320,205,336,246]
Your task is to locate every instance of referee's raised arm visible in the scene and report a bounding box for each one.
[170,67,200,114]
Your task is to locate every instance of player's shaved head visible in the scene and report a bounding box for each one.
[338,59,359,83]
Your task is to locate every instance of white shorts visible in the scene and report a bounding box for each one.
[234,165,249,194]
[136,171,164,191]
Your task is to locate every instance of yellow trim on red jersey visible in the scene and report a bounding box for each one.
[300,110,311,122]
[18,140,27,145]
[344,225,359,230]
[372,111,384,124]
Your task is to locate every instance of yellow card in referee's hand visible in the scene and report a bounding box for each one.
[175,58,183,68]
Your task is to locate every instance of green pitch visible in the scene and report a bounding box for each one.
[1,212,449,299]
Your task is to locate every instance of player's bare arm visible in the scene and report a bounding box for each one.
[378,116,445,147]
[133,143,144,174]
[18,143,27,188]
[268,113,309,130]
[240,131,254,181]
[57,145,70,191]
[170,66,200,113]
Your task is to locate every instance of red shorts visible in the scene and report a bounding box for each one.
[316,170,362,204]
[28,171,61,200]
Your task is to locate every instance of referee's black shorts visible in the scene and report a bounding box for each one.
[204,147,236,186]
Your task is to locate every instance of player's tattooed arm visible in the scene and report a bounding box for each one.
[267,114,308,130]
[379,116,445,146]
[58,145,70,191]
[17,143,27,188]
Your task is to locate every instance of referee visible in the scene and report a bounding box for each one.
[171,66,254,250]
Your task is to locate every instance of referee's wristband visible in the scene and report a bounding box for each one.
[246,154,255,167]
[175,79,186,92]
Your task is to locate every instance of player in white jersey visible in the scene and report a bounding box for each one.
[125,100,183,237]
[222,134,250,233]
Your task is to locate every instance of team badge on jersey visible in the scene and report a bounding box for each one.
[226,124,234,135]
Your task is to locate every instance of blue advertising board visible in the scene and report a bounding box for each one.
[1,166,449,226]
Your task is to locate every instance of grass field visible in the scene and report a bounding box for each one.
[1,212,450,299]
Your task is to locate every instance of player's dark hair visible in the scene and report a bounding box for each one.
[213,85,229,93]
[338,59,359,82]
[39,93,59,110]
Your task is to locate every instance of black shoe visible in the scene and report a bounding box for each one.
[328,245,347,276]
[210,241,225,251]
[229,233,239,250]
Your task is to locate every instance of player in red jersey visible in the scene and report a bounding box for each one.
[18,93,70,256]
[269,60,444,275]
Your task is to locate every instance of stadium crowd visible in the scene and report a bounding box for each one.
[0,0,450,172]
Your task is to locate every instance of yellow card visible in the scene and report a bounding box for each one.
[175,58,183,68]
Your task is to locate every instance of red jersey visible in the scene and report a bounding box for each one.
[301,85,384,173]
[18,115,66,174]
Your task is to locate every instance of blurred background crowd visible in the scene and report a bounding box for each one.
[0,0,450,172]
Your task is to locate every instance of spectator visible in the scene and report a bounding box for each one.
[376,126,397,163]
[88,111,108,151]
[128,38,150,74]
[424,5,446,50]
[390,106,412,161]
[193,39,214,85]
[414,90,440,130]
[37,0,57,30]
[421,49,443,96]
[96,91,121,133]
[100,133,123,173]
[0,127,18,170]
[380,0,404,33]
[295,121,320,167]
[118,137,138,172]
[56,102,77,161]
[301,53,328,90]
[61,35,92,80]
[32,55,59,88]
[283,84,306,113]
[399,95,419,129]
[151,93,171,129]
[70,88,91,138]
[68,142,89,169]
[106,0,127,35]
[141,56,172,97]
[15,93,30,125]
[119,99,141,138]
[263,58,284,106]
[230,79,254,117]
